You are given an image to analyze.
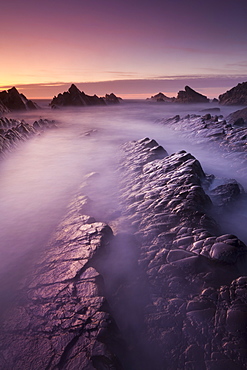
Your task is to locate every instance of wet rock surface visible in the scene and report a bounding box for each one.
[0,136,247,369]
[159,112,247,171]
[0,192,123,370]
[0,117,56,157]
[0,87,38,111]
[117,138,247,369]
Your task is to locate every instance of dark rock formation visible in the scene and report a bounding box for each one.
[159,112,247,171]
[0,87,38,111]
[0,117,56,157]
[103,93,121,104]
[219,82,247,105]
[50,84,106,108]
[176,86,210,103]
[147,92,175,103]
[226,107,247,126]
[0,135,247,369]
[0,100,9,115]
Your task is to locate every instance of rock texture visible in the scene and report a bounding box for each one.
[0,87,38,111]
[176,86,210,103]
[0,134,247,369]
[0,191,122,369]
[226,107,247,126]
[117,138,247,369]
[219,82,247,105]
[159,112,247,171]
[0,117,55,157]
[50,84,106,108]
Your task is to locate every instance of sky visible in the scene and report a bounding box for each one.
[0,0,247,99]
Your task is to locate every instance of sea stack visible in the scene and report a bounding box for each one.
[176,86,209,103]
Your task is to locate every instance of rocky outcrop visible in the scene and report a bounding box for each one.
[226,107,247,126]
[176,86,210,103]
[0,87,38,111]
[158,112,247,171]
[50,84,106,108]
[0,135,247,369]
[117,138,247,369]
[103,93,121,104]
[0,117,56,157]
[0,100,9,115]
[219,82,247,105]
[147,92,175,103]
[0,191,122,369]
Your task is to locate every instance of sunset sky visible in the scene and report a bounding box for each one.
[1,0,247,99]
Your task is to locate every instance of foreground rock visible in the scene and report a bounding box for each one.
[0,190,123,369]
[226,106,247,126]
[219,81,247,105]
[0,136,247,369]
[118,138,247,369]
[0,87,38,111]
[176,86,209,103]
[0,117,56,157]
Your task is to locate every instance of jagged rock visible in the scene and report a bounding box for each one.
[0,190,122,369]
[176,86,209,103]
[103,93,121,104]
[226,107,247,126]
[50,84,106,108]
[0,87,38,111]
[219,82,247,105]
[147,92,175,103]
[0,117,56,157]
[0,100,9,115]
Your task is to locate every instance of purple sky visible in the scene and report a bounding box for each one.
[1,0,247,98]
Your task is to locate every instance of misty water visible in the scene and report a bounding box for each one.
[0,101,247,309]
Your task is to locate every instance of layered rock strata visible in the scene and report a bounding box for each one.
[0,193,122,369]
[219,82,247,105]
[159,112,247,171]
[0,117,55,156]
[0,87,38,111]
[117,138,247,369]
[0,137,247,369]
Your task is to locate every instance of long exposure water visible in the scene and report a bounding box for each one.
[0,100,246,308]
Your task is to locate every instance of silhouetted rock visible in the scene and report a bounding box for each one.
[0,87,38,111]
[147,92,175,102]
[103,93,121,104]
[0,117,56,157]
[50,84,106,108]
[226,107,247,126]
[176,86,209,103]
[219,82,247,105]
[0,100,9,115]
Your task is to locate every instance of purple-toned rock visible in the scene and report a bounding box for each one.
[176,86,209,103]
[147,92,175,103]
[50,84,106,108]
[219,81,247,105]
[226,107,247,126]
[103,93,121,104]
[0,87,38,111]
